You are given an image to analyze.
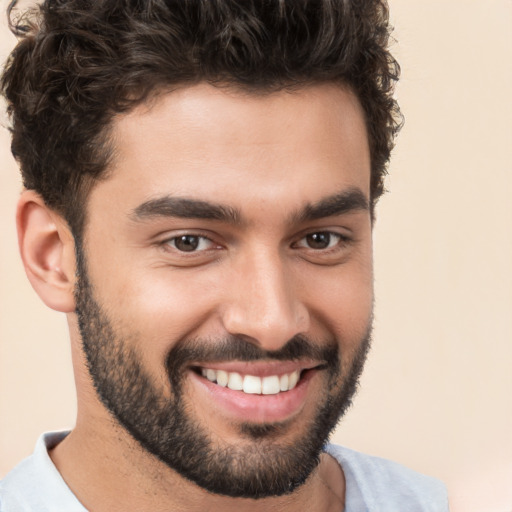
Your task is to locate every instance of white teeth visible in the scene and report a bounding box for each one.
[227,372,243,391]
[243,375,262,394]
[288,370,300,390]
[200,368,302,394]
[279,373,289,392]
[216,370,228,387]
[262,375,280,395]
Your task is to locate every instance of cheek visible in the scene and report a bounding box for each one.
[302,258,373,344]
[96,265,222,361]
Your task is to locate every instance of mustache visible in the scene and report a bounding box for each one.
[166,334,340,386]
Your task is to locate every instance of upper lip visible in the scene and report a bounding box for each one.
[191,360,323,377]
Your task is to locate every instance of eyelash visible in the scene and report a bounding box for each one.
[160,230,351,254]
[162,234,219,254]
[293,231,351,252]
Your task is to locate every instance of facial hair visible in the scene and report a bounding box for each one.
[74,245,372,499]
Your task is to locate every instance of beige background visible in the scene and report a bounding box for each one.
[1,1,511,510]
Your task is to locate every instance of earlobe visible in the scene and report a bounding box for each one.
[17,190,77,313]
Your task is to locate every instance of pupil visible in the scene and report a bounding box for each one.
[175,235,199,252]
[307,232,330,249]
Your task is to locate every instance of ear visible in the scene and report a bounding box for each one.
[17,190,77,313]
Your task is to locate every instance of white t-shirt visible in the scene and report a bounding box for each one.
[0,431,448,511]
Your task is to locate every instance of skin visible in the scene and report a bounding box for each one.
[17,82,373,511]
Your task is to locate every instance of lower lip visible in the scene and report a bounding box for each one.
[189,369,316,424]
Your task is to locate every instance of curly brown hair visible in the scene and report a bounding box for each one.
[1,0,401,236]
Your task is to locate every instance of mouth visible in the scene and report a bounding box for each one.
[188,361,324,423]
[195,367,304,395]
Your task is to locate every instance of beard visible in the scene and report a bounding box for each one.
[74,245,371,499]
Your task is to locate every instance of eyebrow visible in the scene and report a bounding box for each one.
[292,188,369,223]
[131,196,242,225]
[130,187,369,226]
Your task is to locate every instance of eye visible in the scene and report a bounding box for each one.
[166,234,215,252]
[296,231,344,250]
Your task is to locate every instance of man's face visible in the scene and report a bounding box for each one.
[75,83,373,498]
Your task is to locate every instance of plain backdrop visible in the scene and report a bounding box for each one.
[1,1,511,510]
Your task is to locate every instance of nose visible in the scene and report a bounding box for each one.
[220,250,310,352]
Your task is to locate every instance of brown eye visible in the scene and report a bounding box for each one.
[173,235,201,252]
[305,232,335,249]
[163,234,219,256]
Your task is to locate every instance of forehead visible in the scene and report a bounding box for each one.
[94,83,370,216]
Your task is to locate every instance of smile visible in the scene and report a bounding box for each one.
[189,360,324,423]
[200,368,301,395]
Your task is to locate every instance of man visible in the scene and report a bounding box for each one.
[0,0,448,510]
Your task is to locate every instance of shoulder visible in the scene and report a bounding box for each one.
[1,453,43,511]
[325,444,449,512]
[0,431,85,512]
